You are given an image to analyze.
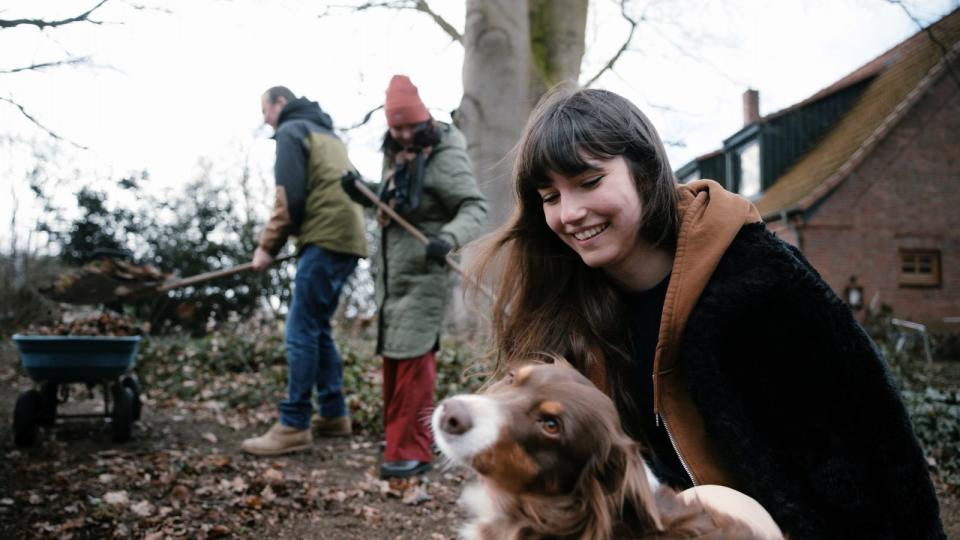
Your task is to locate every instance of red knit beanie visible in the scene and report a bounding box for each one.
[384,75,430,128]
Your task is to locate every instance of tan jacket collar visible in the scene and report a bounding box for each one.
[653,179,761,485]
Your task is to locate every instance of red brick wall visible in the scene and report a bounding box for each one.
[793,72,960,323]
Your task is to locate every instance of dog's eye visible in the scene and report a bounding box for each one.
[505,371,516,384]
[540,416,561,435]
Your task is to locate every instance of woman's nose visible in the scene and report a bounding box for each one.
[560,197,586,224]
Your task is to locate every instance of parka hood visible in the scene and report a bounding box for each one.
[277,97,333,131]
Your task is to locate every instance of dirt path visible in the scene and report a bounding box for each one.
[0,373,466,539]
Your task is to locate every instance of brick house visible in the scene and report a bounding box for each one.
[675,9,960,324]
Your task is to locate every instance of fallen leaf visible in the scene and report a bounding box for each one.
[0,498,13,506]
[98,474,115,484]
[144,532,164,540]
[104,491,129,505]
[28,492,43,505]
[201,432,218,444]
[230,476,248,493]
[207,454,231,469]
[58,517,85,532]
[131,500,155,517]
[262,468,283,484]
[170,484,190,502]
[359,505,381,524]
[208,524,230,537]
[401,484,432,506]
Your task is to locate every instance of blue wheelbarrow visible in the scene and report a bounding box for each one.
[11,335,142,447]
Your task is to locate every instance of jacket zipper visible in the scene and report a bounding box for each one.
[657,412,696,486]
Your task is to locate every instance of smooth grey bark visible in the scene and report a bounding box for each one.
[456,0,588,226]
[456,0,533,225]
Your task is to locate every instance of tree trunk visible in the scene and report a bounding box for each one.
[457,0,531,225]
[457,0,588,226]
[527,0,588,105]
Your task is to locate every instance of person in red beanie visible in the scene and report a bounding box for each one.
[342,75,488,478]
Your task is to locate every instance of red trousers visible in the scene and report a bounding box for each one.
[382,351,436,462]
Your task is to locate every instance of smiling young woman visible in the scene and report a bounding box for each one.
[465,85,944,539]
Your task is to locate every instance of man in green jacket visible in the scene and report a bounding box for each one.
[342,75,487,477]
[242,86,367,456]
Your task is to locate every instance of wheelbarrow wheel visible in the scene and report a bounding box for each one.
[111,385,134,443]
[122,375,142,422]
[37,382,58,427]
[13,390,41,447]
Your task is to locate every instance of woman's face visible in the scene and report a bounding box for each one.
[537,155,645,272]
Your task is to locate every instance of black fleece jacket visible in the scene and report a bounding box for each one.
[674,222,943,539]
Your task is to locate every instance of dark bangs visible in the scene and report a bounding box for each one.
[516,91,623,196]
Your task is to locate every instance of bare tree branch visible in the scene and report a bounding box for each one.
[583,0,639,88]
[0,97,88,150]
[0,56,90,75]
[321,1,461,43]
[0,0,110,30]
[411,0,462,43]
[641,18,748,88]
[887,0,960,90]
[339,104,385,133]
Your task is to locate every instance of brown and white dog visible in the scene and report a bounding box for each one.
[431,359,784,540]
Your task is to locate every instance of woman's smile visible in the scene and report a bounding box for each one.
[571,223,609,242]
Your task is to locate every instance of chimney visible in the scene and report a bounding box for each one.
[743,89,760,126]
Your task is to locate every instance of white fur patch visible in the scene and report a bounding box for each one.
[642,459,662,493]
[458,480,500,540]
[431,395,504,464]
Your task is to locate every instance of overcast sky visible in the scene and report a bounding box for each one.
[2,0,957,250]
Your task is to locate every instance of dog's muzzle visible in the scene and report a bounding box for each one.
[432,395,503,464]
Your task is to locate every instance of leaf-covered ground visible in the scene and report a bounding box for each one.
[1,330,958,539]
[0,328,481,540]
[0,379,469,539]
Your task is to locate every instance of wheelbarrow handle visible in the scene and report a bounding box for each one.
[154,253,296,293]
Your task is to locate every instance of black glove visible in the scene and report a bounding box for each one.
[340,170,374,207]
[425,236,452,264]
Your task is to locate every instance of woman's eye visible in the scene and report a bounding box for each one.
[541,416,561,435]
[582,175,603,188]
[540,192,559,205]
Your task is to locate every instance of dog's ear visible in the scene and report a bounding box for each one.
[598,439,663,532]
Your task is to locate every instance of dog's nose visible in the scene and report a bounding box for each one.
[440,399,473,435]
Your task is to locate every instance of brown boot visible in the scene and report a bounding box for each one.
[311,414,352,437]
[240,423,311,456]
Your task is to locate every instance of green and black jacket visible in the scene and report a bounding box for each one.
[259,97,367,259]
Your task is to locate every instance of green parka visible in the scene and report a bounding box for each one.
[375,123,487,358]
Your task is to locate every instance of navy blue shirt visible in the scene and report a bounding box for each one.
[625,274,692,489]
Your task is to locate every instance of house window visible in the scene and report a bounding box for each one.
[899,249,941,286]
[737,140,760,198]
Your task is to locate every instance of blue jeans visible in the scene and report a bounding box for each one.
[279,245,358,430]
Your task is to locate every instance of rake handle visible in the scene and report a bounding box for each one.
[352,180,465,275]
[155,254,295,292]
[351,178,498,303]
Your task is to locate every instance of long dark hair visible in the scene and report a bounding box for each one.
[381,119,442,157]
[467,85,679,438]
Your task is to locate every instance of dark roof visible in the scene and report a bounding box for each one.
[757,8,960,218]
